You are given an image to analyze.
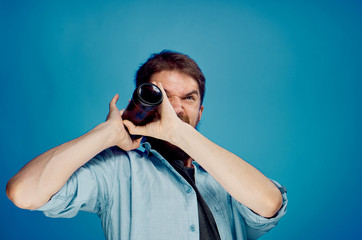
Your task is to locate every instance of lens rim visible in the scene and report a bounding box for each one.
[137,83,163,106]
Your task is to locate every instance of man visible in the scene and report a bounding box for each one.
[6,50,287,239]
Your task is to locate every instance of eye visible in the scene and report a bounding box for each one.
[185,96,196,101]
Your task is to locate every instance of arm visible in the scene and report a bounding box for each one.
[124,82,283,218]
[170,123,283,218]
[6,94,141,210]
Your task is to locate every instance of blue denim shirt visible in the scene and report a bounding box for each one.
[37,143,287,240]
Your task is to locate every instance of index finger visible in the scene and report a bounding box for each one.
[151,81,176,115]
[152,81,166,96]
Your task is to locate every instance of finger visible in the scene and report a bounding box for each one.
[119,109,125,116]
[109,94,119,110]
[157,81,164,92]
[151,81,166,104]
[123,120,145,136]
[152,81,166,96]
[157,82,170,107]
[153,82,175,115]
[123,120,137,133]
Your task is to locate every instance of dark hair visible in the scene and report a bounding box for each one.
[135,50,206,105]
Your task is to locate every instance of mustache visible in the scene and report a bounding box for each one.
[155,111,191,125]
[177,113,190,124]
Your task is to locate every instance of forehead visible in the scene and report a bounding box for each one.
[149,71,199,95]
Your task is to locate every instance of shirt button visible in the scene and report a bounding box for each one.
[186,187,192,193]
[189,224,196,232]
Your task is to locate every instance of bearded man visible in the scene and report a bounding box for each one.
[7,50,287,240]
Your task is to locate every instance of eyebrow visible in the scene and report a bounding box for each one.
[184,90,199,97]
[164,89,199,97]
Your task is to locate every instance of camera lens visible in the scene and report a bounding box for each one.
[122,83,163,138]
[137,83,163,106]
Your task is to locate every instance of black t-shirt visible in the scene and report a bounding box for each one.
[169,160,221,240]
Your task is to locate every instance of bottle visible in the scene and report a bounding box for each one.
[122,83,163,138]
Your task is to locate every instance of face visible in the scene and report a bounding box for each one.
[147,70,204,161]
[149,70,204,128]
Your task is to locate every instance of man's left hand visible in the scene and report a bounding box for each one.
[123,82,184,143]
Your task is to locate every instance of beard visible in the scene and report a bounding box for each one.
[145,113,196,161]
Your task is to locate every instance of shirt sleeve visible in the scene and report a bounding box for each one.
[35,147,121,218]
[231,179,288,239]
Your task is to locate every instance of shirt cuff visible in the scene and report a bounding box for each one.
[232,179,288,227]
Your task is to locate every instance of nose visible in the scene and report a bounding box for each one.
[169,97,183,115]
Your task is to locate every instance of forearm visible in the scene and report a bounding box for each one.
[6,122,116,210]
[169,122,283,218]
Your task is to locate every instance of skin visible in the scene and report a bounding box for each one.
[6,70,283,218]
[142,71,204,166]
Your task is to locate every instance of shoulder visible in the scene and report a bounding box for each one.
[82,147,148,174]
[90,146,145,163]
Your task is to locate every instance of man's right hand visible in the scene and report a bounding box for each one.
[105,94,142,151]
[6,94,141,210]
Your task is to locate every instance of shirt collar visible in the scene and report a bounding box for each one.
[141,141,206,172]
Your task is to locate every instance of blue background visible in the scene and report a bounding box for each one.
[1,0,361,239]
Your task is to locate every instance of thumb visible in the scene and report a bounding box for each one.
[109,94,119,111]
[123,120,145,136]
[119,109,125,118]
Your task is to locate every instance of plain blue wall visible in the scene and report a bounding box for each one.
[1,0,361,239]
